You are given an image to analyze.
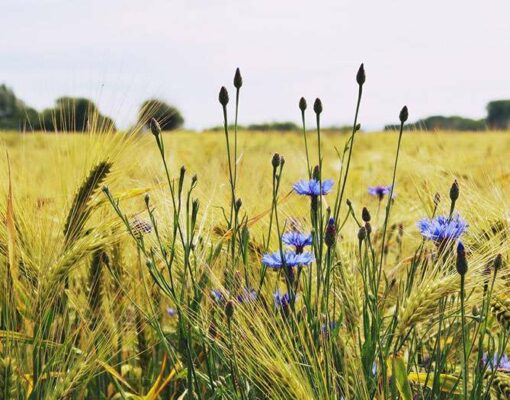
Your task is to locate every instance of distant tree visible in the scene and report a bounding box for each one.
[40,97,116,132]
[138,99,184,131]
[0,84,39,130]
[246,121,299,131]
[487,100,510,130]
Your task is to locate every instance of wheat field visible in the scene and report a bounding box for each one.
[2,128,510,399]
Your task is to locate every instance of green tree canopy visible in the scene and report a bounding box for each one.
[138,99,184,131]
[0,84,39,130]
[40,97,116,132]
[487,100,510,130]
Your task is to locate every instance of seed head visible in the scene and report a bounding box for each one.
[362,207,371,222]
[356,63,366,86]
[233,68,243,89]
[313,98,323,115]
[225,300,235,320]
[450,180,459,203]
[150,118,161,137]
[299,97,307,112]
[218,86,229,106]
[399,106,409,123]
[456,241,468,276]
[272,153,281,169]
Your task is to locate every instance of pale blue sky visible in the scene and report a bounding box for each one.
[2,0,510,130]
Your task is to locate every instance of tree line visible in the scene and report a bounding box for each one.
[0,84,184,132]
[384,101,510,131]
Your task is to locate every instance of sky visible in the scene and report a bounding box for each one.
[2,0,510,130]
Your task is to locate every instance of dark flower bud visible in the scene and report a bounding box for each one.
[272,153,281,168]
[365,222,372,236]
[358,226,366,242]
[313,98,323,115]
[456,242,468,276]
[280,156,285,167]
[399,106,409,123]
[346,199,352,207]
[225,300,235,320]
[312,165,320,180]
[191,174,198,185]
[219,86,229,106]
[362,207,371,222]
[235,198,242,211]
[233,68,243,89]
[434,192,441,206]
[325,218,337,248]
[494,253,503,271]
[299,97,307,112]
[144,193,150,207]
[150,118,161,137]
[192,199,199,220]
[450,180,459,203]
[356,63,366,86]
[180,165,186,179]
[355,123,361,132]
[102,185,109,194]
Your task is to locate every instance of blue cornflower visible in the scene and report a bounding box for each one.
[282,231,312,253]
[417,214,468,243]
[237,288,257,304]
[293,179,334,196]
[368,185,393,200]
[262,251,314,269]
[273,291,294,308]
[483,353,510,371]
[211,289,226,304]
[166,307,177,317]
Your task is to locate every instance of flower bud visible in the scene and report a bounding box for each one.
[346,199,352,207]
[218,86,229,106]
[272,153,281,169]
[144,193,150,207]
[233,68,243,89]
[325,218,337,248]
[362,207,371,222]
[494,253,503,271]
[399,106,409,123]
[356,63,366,86]
[355,123,361,132]
[299,97,307,112]
[456,241,468,276]
[313,98,323,115]
[358,226,366,242]
[450,180,459,203]
[225,300,235,320]
[365,222,372,236]
[235,198,242,212]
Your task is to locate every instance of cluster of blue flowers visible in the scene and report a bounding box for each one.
[483,353,510,371]
[417,214,468,243]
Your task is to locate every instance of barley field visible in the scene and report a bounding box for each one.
[2,122,510,400]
